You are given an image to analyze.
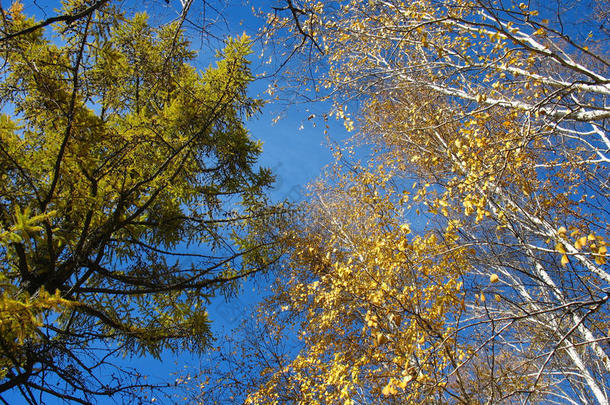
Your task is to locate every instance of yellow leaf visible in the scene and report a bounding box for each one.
[489,274,499,283]
[533,27,545,36]
[561,254,569,266]
[575,236,587,250]
[375,333,388,346]
[382,381,396,396]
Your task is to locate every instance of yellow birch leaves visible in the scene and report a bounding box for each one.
[233,0,610,402]
[245,158,468,403]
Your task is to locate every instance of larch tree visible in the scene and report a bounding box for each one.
[0,0,282,403]
[209,0,608,403]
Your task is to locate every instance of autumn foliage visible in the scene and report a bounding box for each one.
[201,0,609,403]
[0,1,279,402]
[1,0,608,403]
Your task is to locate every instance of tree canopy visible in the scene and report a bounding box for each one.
[0,1,280,403]
[1,0,608,403]
[197,0,609,403]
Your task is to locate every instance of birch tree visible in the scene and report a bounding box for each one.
[238,0,609,403]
